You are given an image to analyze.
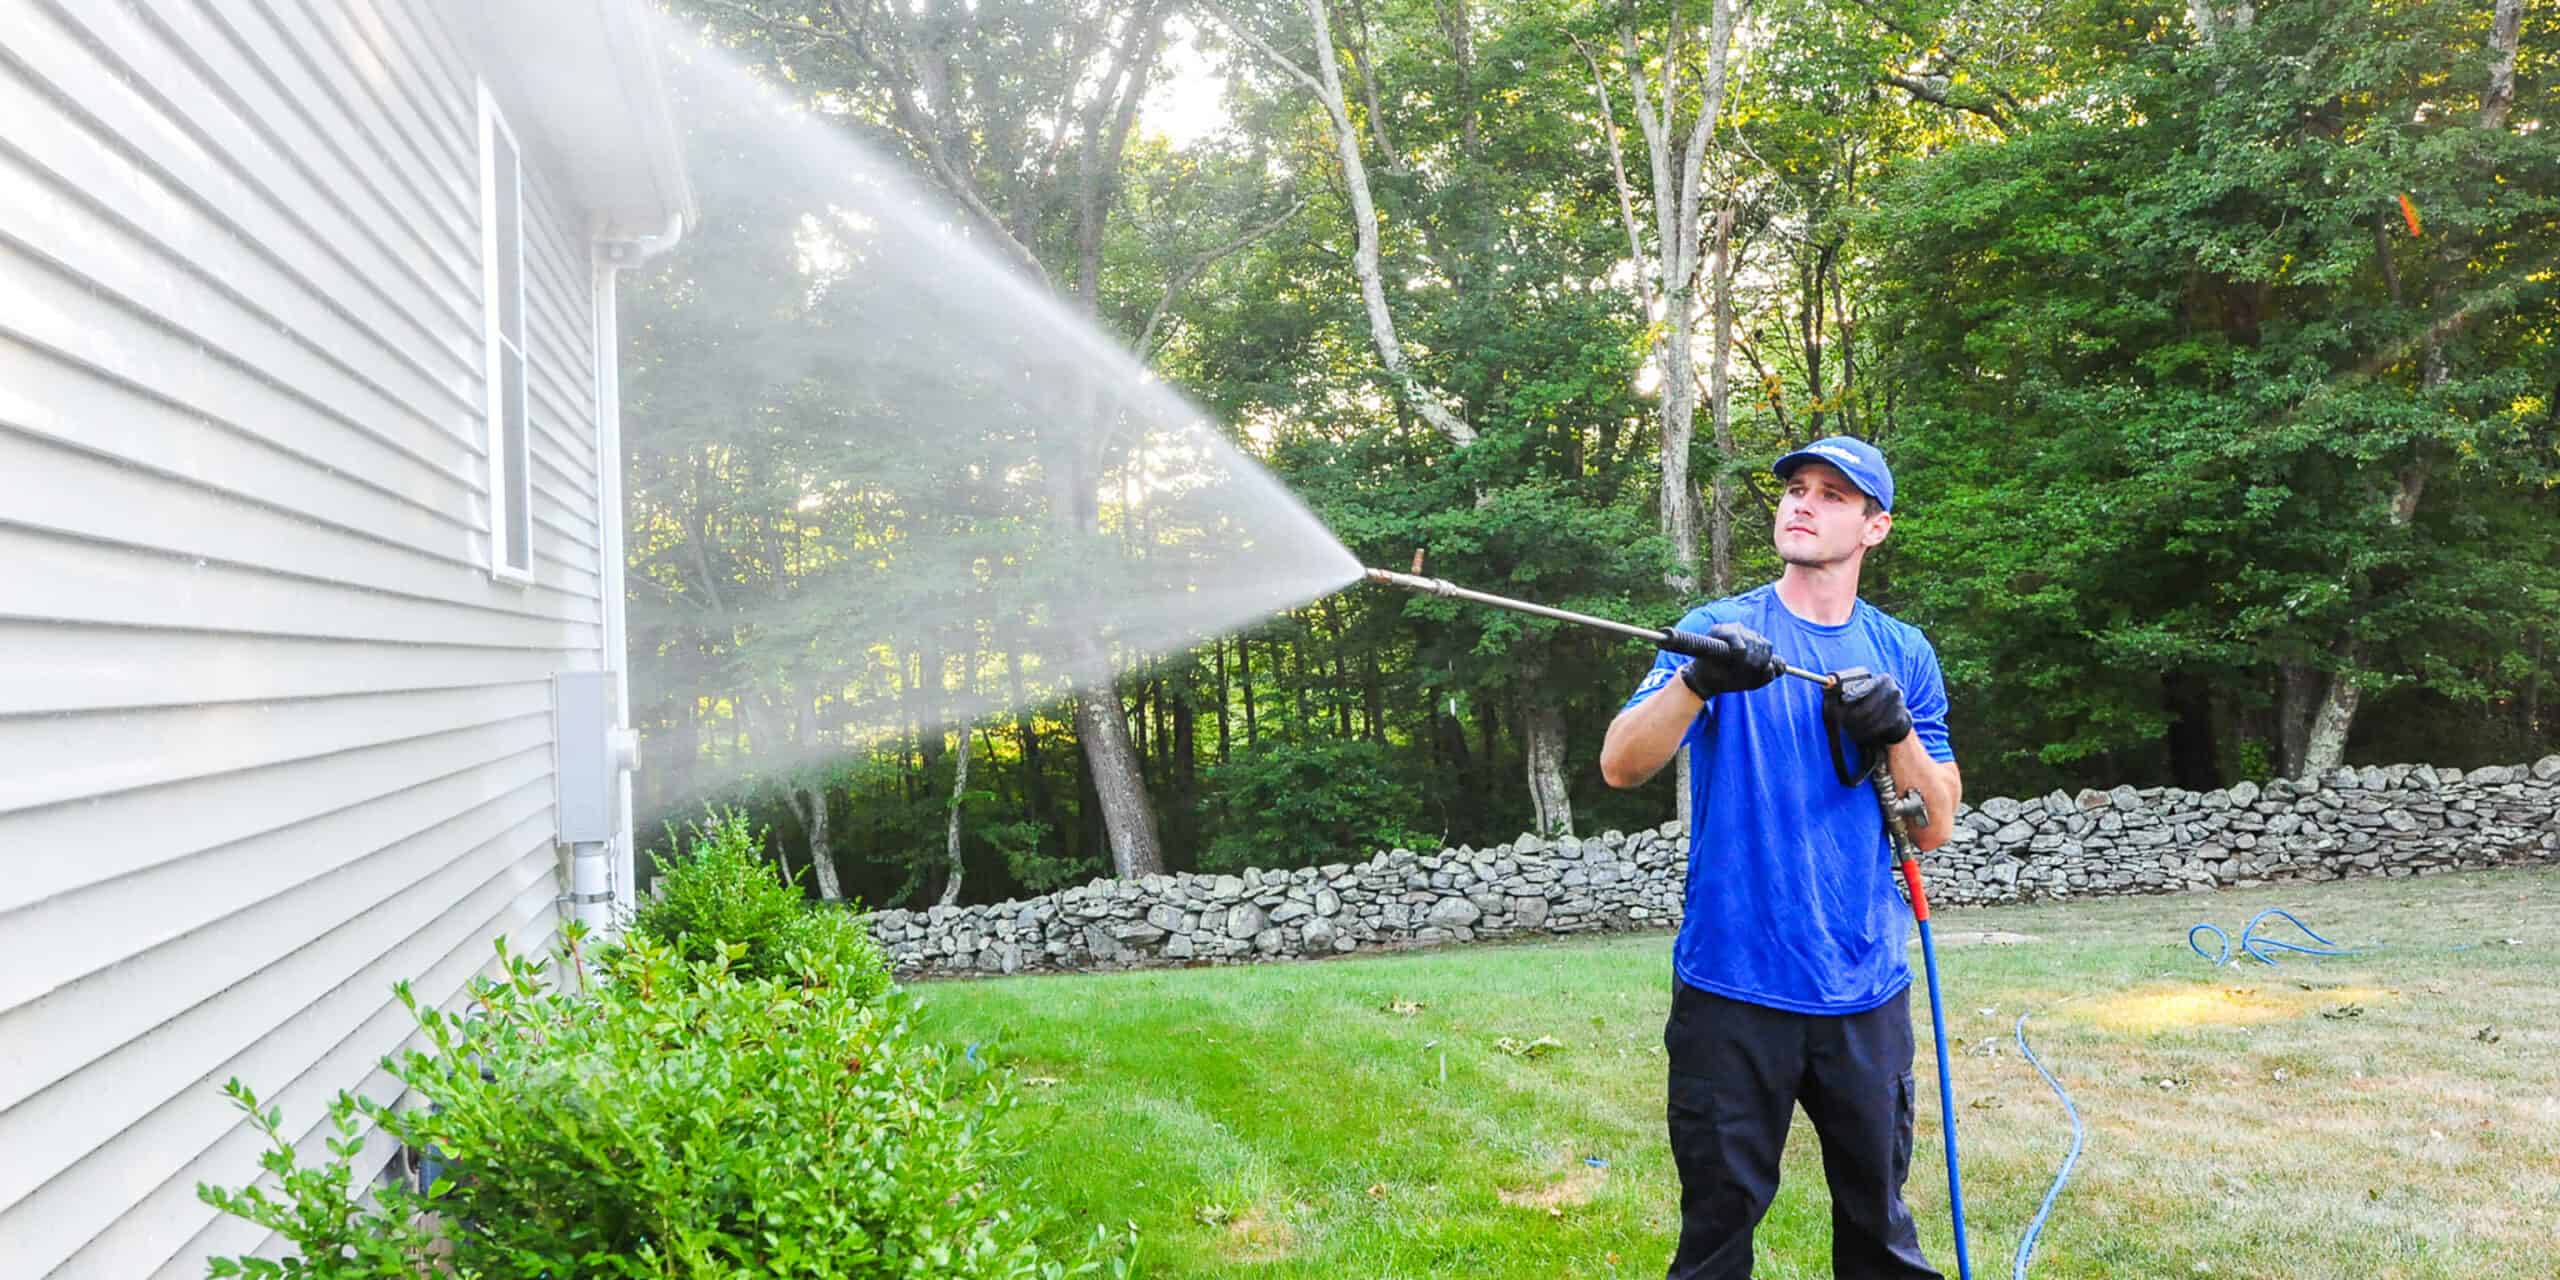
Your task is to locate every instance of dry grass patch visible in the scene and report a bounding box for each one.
[2075,980,2400,1031]
[1497,1158,1608,1213]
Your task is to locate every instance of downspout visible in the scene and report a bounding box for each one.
[590,210,685,932]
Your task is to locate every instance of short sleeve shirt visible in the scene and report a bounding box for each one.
[1623,584,1955,1015]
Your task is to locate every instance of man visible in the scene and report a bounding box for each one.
[1599,436,1962,1280]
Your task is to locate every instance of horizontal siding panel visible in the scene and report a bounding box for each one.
[0,145,476,481]
[0,623,574,716]
[0,751,550,1040]
[0,682,553,818]
[138,886,567,1280]
[25,0,478,342]
[0,335,476,556]
[0,16,473,393]
[183,0,477,277]
[0,777,550,1150]
[0,825,558,1274]
[287,0,475,173]
[249,0,474,198]
[0,342,600,601]
[0,272,475,523]
[0,429,601,617]
[344,0,474,141]
[0,716,554,917]
[0,526,601,652]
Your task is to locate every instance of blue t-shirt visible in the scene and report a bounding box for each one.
[1622,584,1955,1015]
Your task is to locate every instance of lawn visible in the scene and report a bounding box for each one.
[910,867,2560,1279]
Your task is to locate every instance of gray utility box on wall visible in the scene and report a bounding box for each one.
[553,671,638,843]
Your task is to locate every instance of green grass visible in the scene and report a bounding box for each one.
[912,867,2560,1279]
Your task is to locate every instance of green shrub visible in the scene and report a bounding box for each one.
[200,933,1130,1279]
[630,810,891,999]
[780,904,895,1007]
[630,811,810,978]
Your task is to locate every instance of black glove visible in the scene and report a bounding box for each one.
[1671,623,1783,698]
[1827,667,1913,749]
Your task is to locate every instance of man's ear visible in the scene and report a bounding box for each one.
[1863,511,1893,548]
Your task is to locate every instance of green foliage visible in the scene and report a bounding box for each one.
[631,811,810,972]
[1199,737,1435,871]
[200,934,1131,1279]
[198,1082,433,1278]
[633,810,888,1001]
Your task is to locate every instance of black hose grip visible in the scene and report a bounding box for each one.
[1655,627,1733,662]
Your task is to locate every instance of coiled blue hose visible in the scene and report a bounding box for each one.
[2009,1012,2083,1280]
[2188,908,2376,966]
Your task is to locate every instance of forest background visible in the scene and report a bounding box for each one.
[621,0,2557,909]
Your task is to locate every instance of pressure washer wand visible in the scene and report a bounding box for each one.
[1871,755,1975,1280]
[1362,567,1835,685]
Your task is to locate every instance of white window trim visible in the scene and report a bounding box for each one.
[478,80,533,585]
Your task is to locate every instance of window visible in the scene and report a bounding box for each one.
[479,82,531,581]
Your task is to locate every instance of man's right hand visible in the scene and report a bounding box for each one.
[1676,623,1783,699]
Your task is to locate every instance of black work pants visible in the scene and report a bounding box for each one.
[1663,980,1940,1280]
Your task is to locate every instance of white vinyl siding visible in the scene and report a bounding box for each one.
[0,0,613,1274]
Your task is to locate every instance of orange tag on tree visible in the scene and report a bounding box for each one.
[2398,194,2423,237]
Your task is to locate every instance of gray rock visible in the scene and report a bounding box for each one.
[1427,897,1484,929]
[1270,900,1312,924]
[2532,755,2560,782]
[2228,780,2260,807]
[1512,896,1551,929]
[1226,904,1268,939]
[1303,919,1337,950]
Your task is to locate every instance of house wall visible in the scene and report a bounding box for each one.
[0,1,614,1273]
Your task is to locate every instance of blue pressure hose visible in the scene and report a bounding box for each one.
[2189,908,2377,966]
[1909,909,1975,1280]
[2009,1012,2084,1279]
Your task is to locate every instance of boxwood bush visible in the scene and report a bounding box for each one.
[198,820,1121,1278]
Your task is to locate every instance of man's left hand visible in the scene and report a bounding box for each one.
[1827,668,1913,749]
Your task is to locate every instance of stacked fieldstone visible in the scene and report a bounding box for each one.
[866,756,2560,977]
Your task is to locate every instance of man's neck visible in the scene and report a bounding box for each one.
[1775,562,1861,626]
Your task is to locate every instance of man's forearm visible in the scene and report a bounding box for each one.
[1600,686,1703,788]
[1883,735,1962,851]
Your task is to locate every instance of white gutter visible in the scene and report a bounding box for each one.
[591,211,686,928]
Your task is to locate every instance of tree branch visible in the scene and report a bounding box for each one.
[1880,71,2012,133]
[1134,197,1310,359]
[1569,33,1652,316]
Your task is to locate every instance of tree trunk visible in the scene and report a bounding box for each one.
[1518,668,1574,839]
[1075,686,1165,878]
[1708,204,1737,598]
[1240,636,1259,747]
[2278,662,2319,777]
[1515,643,1574,838]
[793,782,843,901]
[938,719,972,907]
[1213,0,1475,445]
[1611,0,1740,593]
[792,695,844,901]
[2297,646,2361,781]
[1214,640,1232,764]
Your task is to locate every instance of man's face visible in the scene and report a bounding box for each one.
[1774,461,1890,568]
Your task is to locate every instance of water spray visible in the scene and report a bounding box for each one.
[1365,560,1981,1279]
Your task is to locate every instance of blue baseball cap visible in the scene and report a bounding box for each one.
[1772,435,1894,512]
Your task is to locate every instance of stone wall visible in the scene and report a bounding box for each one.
[868,757,2560,977]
